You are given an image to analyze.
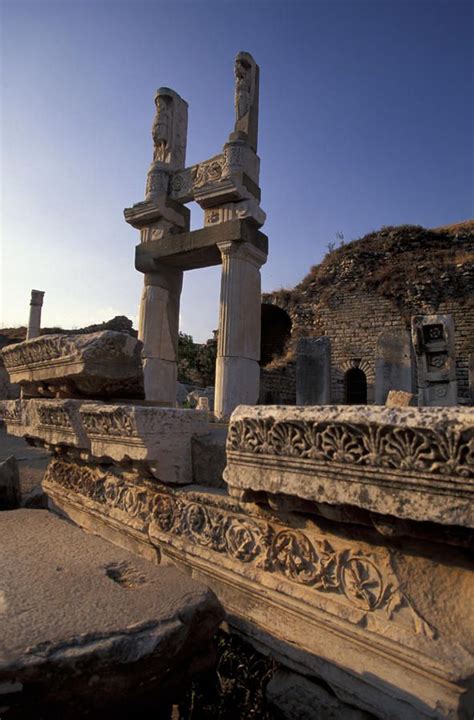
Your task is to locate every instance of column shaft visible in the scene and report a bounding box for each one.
[138,268,183,404]
[26,290,45,341]
[215,241,267,419]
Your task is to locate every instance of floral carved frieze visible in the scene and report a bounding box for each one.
[44,459,434,638]
[80,407,138,438]
[227,416,474,479]
[36,403,74,430]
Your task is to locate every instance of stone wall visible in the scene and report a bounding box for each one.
[266,292,473,404]
[261,224,474,405]
[259,362,296,405]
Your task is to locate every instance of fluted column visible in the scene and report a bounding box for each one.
[215,241,267,419]
[26,290,45,340]
[138,268,183,404]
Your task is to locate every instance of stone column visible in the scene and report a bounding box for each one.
[215,241,267,419]
[26,290,45,340]
[138,268,183,405]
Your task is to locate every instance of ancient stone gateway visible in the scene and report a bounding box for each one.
[124,53,267,420]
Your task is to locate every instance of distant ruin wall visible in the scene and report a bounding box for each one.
[263,290,473,404]
[260,363,296,405]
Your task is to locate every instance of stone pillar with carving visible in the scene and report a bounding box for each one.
[411,314,458,406]
[215,241,267,419]
[125,88,189,404]
[26,290,45,340]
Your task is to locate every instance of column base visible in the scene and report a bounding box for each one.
[214,356,260,420]
[142,358,177,405]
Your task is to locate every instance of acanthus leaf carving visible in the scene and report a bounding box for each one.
[227,417,474,479]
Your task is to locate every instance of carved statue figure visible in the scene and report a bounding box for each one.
[235,54,252,121]
[231,52,259,152]
[152,91,173,163]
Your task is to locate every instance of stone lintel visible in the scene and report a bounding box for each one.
[124,198,190,229]
[135,219,268,272]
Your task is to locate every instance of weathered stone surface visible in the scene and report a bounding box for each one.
[385,389,417,406]
[43,470,474,720]
[375,329,415,404]
[224,404,474,528]
[296,336,331,405]
[0,509,224,714]
[411,314,457,406]
[266,669,372,719]
[1,331,144,399]
[191,425,227,488]
[0,456,20,509]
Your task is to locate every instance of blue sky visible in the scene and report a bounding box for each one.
[1,0,472,340]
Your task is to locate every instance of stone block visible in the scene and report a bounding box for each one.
[0,509,224,715]
[79,403,209,484]
[375,329,415,404]
[0,455,20,509]
[225,404,474,528]
[385,389,417,406]
[1,331,144,400]
[296,336,331,405]
[191,425,227,488]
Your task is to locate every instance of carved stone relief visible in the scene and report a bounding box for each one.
[44,458,434,640]
[226,416,473,479]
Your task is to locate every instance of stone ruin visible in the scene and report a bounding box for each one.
[125,51,267,420]
[1,53,474,720]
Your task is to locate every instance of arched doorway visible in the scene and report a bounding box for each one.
[260,304,292,366]
[344,367,368,404]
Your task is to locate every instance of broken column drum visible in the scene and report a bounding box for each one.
[125,53,267,418]
[26,289,45,341]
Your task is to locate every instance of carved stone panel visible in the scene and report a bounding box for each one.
[225,404,474,528]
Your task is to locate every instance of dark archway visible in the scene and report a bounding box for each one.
[260,304,292,366]
[344,367,368,404]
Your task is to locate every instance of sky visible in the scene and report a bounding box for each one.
[1,0,473,341]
